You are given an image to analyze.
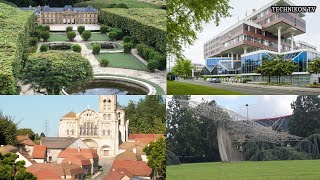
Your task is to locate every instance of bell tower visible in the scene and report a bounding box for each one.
[99,95,117,113]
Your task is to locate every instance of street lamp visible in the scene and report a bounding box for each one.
[245,104,249,120]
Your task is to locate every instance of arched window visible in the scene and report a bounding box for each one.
[118,112,121,118]
[102,130,105,136]
[108,114,111,120]
[107,130,111,136]
[71,129,74,135]
[103,114,107,120]
[67,129,69,135]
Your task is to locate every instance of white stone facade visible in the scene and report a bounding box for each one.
[59,96,129,157]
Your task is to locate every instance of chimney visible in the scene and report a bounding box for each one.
[133,148,137,154]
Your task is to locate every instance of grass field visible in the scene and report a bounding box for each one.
[167,81,245,95]
[96,53,147,71]
[74,0,161,9]
[167,160,320,180]
[88,33,110,41]
[48,33,68,42]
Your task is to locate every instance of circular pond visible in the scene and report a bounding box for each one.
[63,76,156,95]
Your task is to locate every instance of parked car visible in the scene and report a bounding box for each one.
[209,78,221,83]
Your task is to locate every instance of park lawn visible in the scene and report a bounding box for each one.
[88,33,110,41]
[48,33,68,42]
[96,53,147,71]
[167,160,320,180]
[74,0,161,9]
[167,81,245,95]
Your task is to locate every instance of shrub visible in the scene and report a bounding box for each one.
[114,3,129,9]
[66,26,73,32]
[41,31,50,42]
[106,3,117,8]
[67,31,76,41]
[77,26,85,34]
[100,43,115,49]
[43,25,50,31]
[136,43,166,70]
[23,51,93,94]
[109,27,123,40]
[109,31,117,41]
[72,44,82,53]
[49,43,71,50]
[151,53,166,70]
[32,30,41,40]
[123,42,132,53]
[147,60,158,72]
[30,37,38,46]
[100,58,109,67]
[100,25,108,33]
[100,8,166,52]
[40,44,48,52]
[92,44,101,54]
[81,31,91,41]
[123,36,132,43]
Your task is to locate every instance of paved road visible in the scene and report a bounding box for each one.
[180,80,320,95]
[93,157,114,180]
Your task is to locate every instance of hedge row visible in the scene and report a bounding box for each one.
[100,8,166,52]
[0,3,34,94]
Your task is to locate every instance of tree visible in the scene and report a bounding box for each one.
[0,111,18,145]
[16,128,35,141]
[125,96,166,134]
[100,25,108,34]
[167,0,232,57]
[172,59,193,78]
[40,132,45,138]
[288,96,320,138]
[22,51,93,95]
[67,31,76,41]
[308,58,320,74]
[0,153,36,180]
[77,26,85,34]
[255,57,298,83]
[40,31,50,42]
[144,137,166,180]
[81,31,91,41]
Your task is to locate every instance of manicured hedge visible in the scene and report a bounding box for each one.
[136,43,166,71]
[0,3,34,94]
[100,8,166,52]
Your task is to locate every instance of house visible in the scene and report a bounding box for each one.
[61,155,92,175]
[107,160,152,180]
[0,145,35,167]
[32,145,47,163]
[16,134,36,156]
[27,163,84,180]
[40,137,90,162]
[103,168,132,180]
[57,148,99,174]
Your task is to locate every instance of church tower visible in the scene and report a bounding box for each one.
[98,95,119,156]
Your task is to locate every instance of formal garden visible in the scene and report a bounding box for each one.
[0,1,166,95]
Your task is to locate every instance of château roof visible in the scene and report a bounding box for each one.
[41,5,98,13]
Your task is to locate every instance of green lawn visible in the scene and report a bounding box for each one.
[74,0,162,9]
[96,53,147,71]
[88,33,110,41]
[167,81,245,95]
[48,33,68,42]
[167,160,320,180]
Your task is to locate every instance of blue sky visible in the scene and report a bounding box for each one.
[0,95,145,137]
[167,95,298,120]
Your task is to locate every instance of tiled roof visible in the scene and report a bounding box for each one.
[62,111,77,119]
[16,135,36,146]
[0,145,17,155]
[58,148,99,159]
[103,168,133,180]
[61,154,92,166]
[32,145,47,159]
[119,141,147,155]
[27,163,65,180]
[115,151,139,161]
[41,5,98,13]
[111,160,152,177]
[27,163,83,179]
[128,134,163,144]
[41,137,77,149]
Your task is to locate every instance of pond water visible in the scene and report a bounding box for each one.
[65,79,148,95]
